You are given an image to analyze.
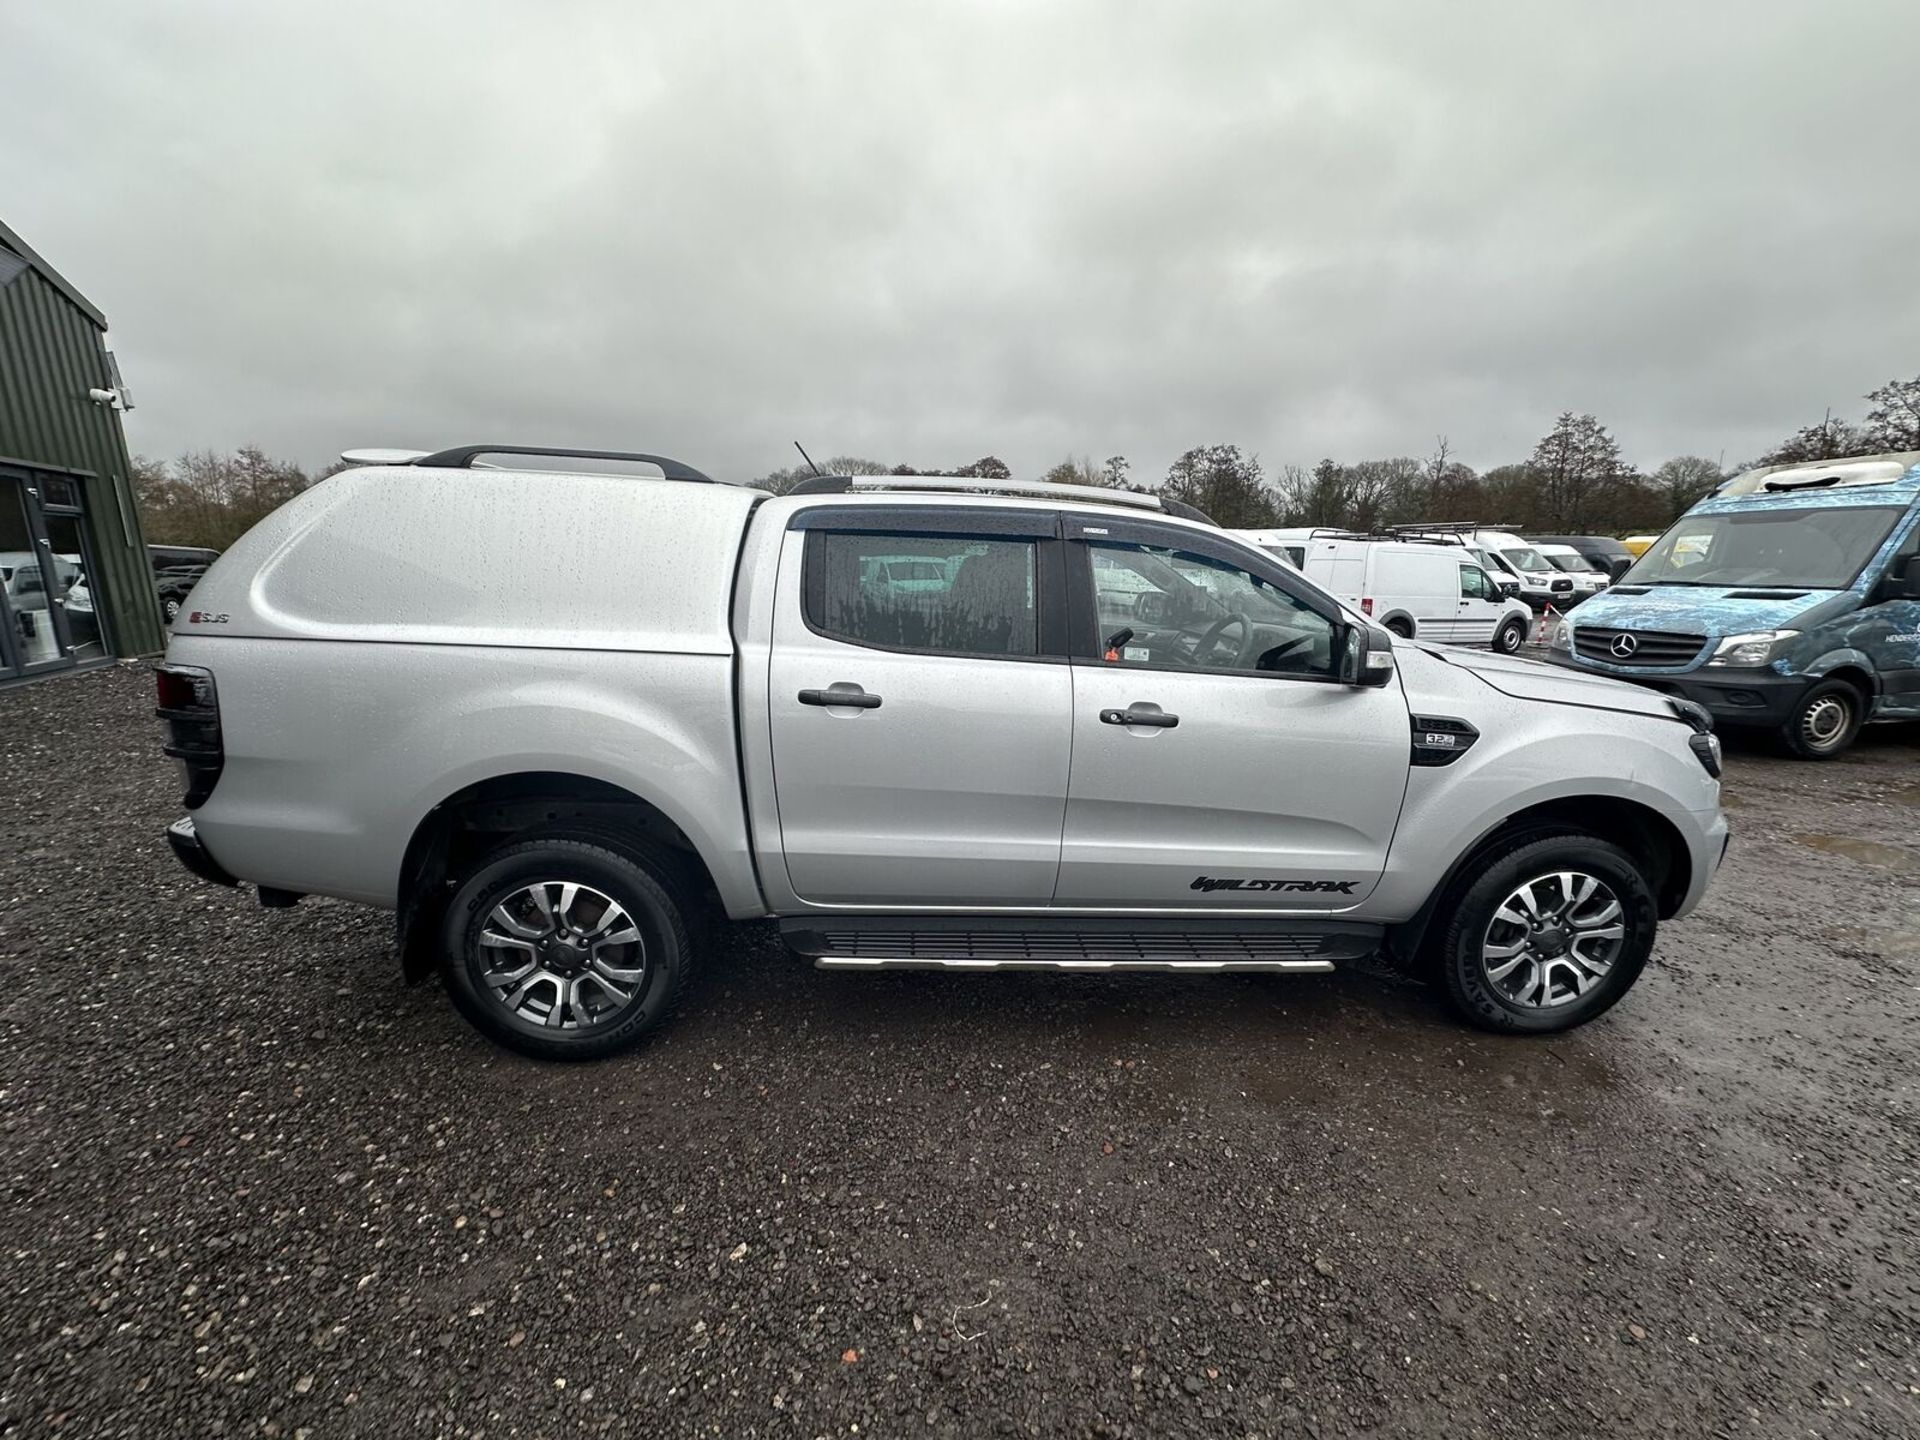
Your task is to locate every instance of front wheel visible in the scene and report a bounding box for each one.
[439,836,695,1060]
[1383,617,1414,639]
[1492,616,1528,654]
[1435,833,1657,1034]
[1779,679,1863,760]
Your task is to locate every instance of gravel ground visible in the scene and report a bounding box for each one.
[2,663,1917,1439]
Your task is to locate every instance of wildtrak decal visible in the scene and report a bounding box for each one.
[1190,876,1357,894]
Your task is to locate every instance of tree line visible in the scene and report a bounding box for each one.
[133,371,1920,549]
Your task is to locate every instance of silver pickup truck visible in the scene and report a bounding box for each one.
[158,446,1728,1060]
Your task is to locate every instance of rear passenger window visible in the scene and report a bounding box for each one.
[807,532,1038,656]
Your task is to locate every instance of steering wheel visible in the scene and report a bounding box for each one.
[1194,612,1254,668]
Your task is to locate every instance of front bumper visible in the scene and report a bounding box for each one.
[167,817,239,887]
[1545,655,1810,728]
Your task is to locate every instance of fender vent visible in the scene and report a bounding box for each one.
[1410,715,1479,767]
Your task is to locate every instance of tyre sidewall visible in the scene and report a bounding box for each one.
[1494,618,1526,654]
[1440,835,1656,1034]
[440,840,687,1060]
[1780,679,1863,760]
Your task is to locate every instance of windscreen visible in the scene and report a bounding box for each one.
[1545,554,1594,574]
[1622,505,1903,590]
[1500,546,1553,573]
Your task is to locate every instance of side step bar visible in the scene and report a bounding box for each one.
[780,915,1381,974]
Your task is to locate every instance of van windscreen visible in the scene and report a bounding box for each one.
[1622,505,1904,591]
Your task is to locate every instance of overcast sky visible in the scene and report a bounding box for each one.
[5,1,1916,483]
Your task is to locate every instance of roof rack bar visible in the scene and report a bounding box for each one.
[782,472,1222,527]
[411,445,716,483]
[789,472,1165,509]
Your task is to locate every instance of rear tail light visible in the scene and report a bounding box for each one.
[154,664,224,807]
[1360,597,1374,615]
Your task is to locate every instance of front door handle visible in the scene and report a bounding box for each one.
[799,684,883,710]
[1100,705,1178,729]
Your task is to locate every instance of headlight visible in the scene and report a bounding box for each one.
[1705,629,1798,667]
[1547,618,1572,652]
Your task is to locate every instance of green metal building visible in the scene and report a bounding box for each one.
[1,217,164,683]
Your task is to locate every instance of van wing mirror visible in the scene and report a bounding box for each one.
[1887,553,1920,599]
[1607,556,1633,582]
[1493,575,1521,597]
[1340,622,1396,687]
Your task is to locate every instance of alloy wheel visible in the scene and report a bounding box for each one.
[475,880,647,1030]
[1480,871,1626,1008]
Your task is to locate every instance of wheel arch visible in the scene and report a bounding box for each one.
[1380,609,1417,636]
[395,770,723,983]
[1385,794,1691,970]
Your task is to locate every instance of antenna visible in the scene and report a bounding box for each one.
[794,441,823,476]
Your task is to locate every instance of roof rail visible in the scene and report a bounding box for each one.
[785,472,1218,526]
[410,445,717,483]
[1385,520,1484,534]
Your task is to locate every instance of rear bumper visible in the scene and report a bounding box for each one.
[167,817,239,887]
[1546,656,1810,728]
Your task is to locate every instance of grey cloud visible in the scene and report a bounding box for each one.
[5,0,1916,483]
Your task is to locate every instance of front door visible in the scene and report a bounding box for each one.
[767,510,1073,906]
[0,471,98,680]
[1454,562,1501,645]
[1057,522,1411,909]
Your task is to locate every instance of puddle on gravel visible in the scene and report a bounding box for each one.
[1795,834,1920,875]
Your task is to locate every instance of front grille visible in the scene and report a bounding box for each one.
[1572,626,1707,668]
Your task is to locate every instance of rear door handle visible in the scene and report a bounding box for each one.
[1100,706,1178,728]
[799,685,882,710]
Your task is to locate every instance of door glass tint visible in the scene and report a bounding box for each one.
[0,480,57,667]
[1088,542,1335,676]
[42,512,104,660]
[1459,564,1489,599]
[810,532,1038,656]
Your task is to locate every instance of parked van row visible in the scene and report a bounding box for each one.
[1550,452,1920,758]
[1235,530,1534,653]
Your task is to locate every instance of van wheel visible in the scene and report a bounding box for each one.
[1435,833,1656,1034]
[439,836,694,1061]
[1779,679,1863,760]
[1384,617,1414,639]
[1493,617,1528,654]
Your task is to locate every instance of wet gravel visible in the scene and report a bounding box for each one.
[2,663,1917,1439]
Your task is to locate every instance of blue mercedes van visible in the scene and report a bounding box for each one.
[1548,452,1920,758]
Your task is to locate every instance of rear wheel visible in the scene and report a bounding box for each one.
[1435,833,1656,1034]
[1493,616,1527,654]
[1778,679,1863,760]
[1383,617,1414,639]
[439,836,694,1060]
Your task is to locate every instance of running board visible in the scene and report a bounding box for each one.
[780,916,1380,973]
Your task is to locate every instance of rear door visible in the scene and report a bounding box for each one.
[766,507,1074,906]
[1056,517,1411,910]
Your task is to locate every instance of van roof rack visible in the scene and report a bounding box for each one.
[406,445,718,483]
[786,472,1218,526]
[1386,520,1484,534]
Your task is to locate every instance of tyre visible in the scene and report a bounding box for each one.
[1492,617,1527,654]
[1384,617,1414,639]
[1778,679,1864,760]
[162,597,181,623]
[439,835,695,1060]
[1435,833,1656,1034]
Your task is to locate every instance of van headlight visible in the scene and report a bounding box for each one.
[1705,629,1798,667]
[1547,617,1572,652]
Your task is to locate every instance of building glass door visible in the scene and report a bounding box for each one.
[0,469,108,680]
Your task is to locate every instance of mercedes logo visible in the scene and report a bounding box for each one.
[1610,633,1639,658]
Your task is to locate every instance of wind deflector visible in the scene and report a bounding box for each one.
[412,445,717,483]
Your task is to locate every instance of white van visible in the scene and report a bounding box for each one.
[1393,526,1577,611]
[1532,541,1608,599]
[1291,537,1533,652]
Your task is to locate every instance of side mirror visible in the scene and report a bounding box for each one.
[1884,553,1920,599]
[1607,556,1633,582]
[1494,575,1521,598]
[1340,622,1396,687]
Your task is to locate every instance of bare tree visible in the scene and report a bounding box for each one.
[1748,411,1871,467]
[1530,413,1628,530]
[1161,445,1279,528]
[1649,456,1723,521]
[1863,374,1920,451]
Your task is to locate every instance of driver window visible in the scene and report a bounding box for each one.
[1086,541,1336,677]
[1459,564,1490,600]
